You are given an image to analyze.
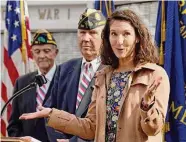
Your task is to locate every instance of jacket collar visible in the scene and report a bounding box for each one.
[94,63,157,86]
[95,63,157,76]
[134,63,158,72]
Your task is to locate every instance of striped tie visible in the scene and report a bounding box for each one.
[36,84,46,111]
[76,63,92,110]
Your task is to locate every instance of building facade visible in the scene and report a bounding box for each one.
[1,1,158,64]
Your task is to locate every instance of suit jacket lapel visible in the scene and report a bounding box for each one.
[28,72,38,112]
[22,71,38,130]
[30,87,37,112]
[43,66,58,105]
[75,76,95,117]
[66,59,82,114]
[76,64,104,117]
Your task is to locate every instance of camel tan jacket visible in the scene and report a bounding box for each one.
[47,63,170,142]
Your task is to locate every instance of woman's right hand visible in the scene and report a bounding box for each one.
[143,76,162,104]
[19,106,52,120]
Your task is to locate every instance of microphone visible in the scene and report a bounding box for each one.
[35,74,47,87]
[1,74,47,117]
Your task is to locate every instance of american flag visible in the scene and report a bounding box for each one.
[1,0,34,136]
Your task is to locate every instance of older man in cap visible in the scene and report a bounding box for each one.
[7,29,58,142]
[44,8,106,142]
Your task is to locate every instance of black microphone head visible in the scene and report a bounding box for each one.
[35,75,47,87]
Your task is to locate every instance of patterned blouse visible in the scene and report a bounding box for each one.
[105,71,131,142]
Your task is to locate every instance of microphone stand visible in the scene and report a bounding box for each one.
[1,82,37,117]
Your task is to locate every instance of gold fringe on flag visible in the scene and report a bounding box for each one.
[162,122,170,142]
[100,0,113,17]
[109,0,112,16]
[105,0,110,17]
[159,0,166,65]
[20,0,27,63]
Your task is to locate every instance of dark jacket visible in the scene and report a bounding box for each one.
[45,58,101,142]
[7,67,58,142]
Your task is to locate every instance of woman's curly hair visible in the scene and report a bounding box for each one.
[100,9,159,68]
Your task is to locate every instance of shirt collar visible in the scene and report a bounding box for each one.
[38,63,57,82]
[81,57,101,72]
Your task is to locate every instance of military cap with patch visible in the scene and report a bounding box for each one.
[78,8,106,30]
[31,29,57,47]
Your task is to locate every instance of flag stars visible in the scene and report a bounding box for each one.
[8,4,12,11]
[11,34,17,41]
[6,18,10,25]
[14,7,20,14]
[14,20,19,28]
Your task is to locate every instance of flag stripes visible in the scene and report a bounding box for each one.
[1,0,34,136]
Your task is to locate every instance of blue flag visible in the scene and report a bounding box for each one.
[94,0,115,18]
[155,1,186,142]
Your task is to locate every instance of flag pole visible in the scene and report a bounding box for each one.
[20,0,28,73]
[160,2,167,140]
[20,0,27,64]
[159,0,165,65]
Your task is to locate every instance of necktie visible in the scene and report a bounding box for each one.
[36,84,46,111]
[76,63,93,110]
